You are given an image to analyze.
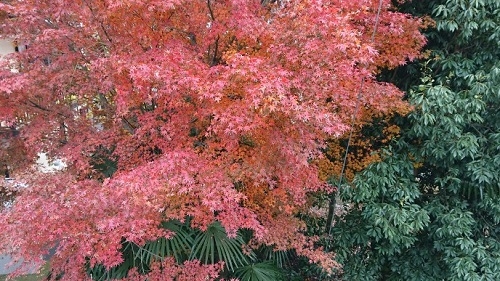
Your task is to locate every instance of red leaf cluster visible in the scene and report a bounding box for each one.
[0,0,426,279]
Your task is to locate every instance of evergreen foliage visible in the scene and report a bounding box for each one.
[332,0,500,280]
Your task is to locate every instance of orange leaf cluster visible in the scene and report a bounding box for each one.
[317,105,409,182]
[0,0,426,279]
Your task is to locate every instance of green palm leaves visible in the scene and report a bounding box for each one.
[189,221,252,271]
[87,219,288,280]
[234,261,283,281]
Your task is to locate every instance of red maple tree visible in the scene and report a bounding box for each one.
[0,0,425,279]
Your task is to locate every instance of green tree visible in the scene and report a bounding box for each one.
[331,0,500,280]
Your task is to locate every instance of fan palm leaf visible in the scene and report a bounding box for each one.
[189,221,253,271]
[234,261,283,281]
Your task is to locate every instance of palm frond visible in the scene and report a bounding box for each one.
[189,221,252,271]
[234,261,283,281]
[260,246,291,268]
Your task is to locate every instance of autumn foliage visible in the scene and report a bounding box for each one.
[317,105,410,182]
[0,0,425,279]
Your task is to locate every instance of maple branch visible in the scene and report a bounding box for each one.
[100,23,113,44]
[27,100,50,112]
[121,117,137,134]
[207,0,215,21]
[94,92,136,133]
[132,10,146,21]
[43,17,58,29]
[25,100,72,120]
[83,0,113,44]
[210,35,220,67]
[59,121,68,144]
[63,36,92,64]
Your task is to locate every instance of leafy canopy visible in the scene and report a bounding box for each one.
[331,0,500,280]
[0,0,425,279]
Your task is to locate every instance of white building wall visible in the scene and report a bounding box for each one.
[0,39,15,58]
[0,38,19,275]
